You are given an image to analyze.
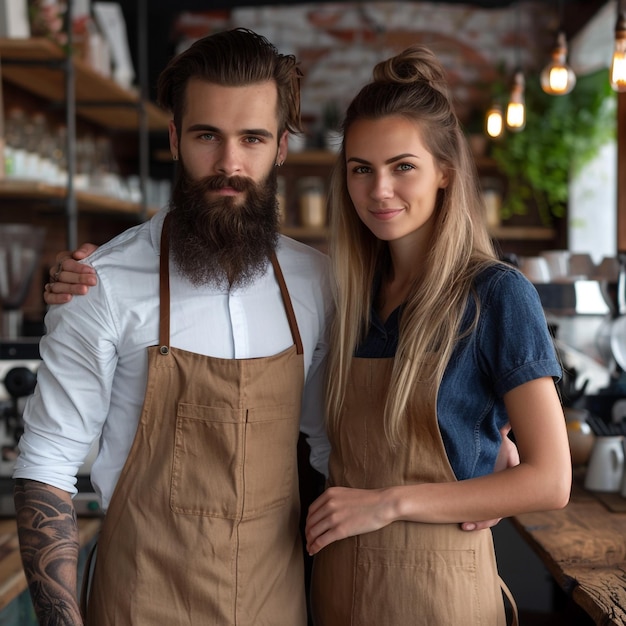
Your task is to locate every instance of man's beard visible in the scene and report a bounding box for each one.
[168,164,279,289]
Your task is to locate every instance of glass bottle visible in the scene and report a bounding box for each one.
[4,108,28,179]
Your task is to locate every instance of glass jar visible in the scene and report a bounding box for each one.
[297,176,326,228]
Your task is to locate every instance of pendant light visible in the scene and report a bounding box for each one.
[506,3,526,132]
[610,0,626,92]
[485,103,504,139]
[540,0,576,95]
[540,32,576,95]
[506,71,526,131]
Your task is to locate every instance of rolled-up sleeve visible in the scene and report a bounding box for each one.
[13,274,118,494]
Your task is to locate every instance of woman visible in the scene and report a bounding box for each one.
[304,46,571,626]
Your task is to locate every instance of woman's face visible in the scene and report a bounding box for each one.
[345,115,448,245]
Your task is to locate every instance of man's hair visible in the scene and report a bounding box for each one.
[157,28,303,136]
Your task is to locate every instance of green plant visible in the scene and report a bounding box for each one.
[490,69,616,225]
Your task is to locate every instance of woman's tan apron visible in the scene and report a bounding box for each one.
[84,216,307,625]
[311,357,517,626]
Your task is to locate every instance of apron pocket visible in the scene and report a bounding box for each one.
[353,546,485,625]
[242,405,298,516]
[170,403,298,518]
[171,403,243,518]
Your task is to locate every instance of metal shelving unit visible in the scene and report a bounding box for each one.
[0,0,168,248]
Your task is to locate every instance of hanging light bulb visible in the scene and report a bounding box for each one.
[540,32,576,95]
[506,71,526,132]
[485,103,504,139]
[610,2,626,92]
[506,2,525,132]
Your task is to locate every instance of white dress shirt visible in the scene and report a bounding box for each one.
[14,209,333,511]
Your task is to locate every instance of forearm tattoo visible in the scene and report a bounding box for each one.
[14,479,83,626]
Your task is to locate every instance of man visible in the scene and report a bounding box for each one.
[15,28,332,626]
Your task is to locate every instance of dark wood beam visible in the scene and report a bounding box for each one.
[562,0,612,40]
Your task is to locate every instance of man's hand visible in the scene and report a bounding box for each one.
[44,243,99,305]
[461,424,519,531]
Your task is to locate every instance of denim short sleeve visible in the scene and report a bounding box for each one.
[437,265,562,478]
[475,267,562,397]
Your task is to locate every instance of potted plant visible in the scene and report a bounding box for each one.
[490,68,616,226]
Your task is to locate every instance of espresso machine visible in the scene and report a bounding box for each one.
[0,339,101,516]
[0,224,101,515]
[0,338,42,514]
[530,253,626,423]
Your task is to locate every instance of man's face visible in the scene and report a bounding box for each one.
[169,79,288,195]
[167,79,288,289]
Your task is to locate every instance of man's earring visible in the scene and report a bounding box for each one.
[275,160,284,167]
[172,154,178,161]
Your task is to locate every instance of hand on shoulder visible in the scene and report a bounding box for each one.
[44,243,99,305]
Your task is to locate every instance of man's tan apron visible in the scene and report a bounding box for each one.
[310,357,518,626]
[84,216,307,625]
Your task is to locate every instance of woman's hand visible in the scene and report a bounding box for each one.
[44,243,99,305]
[460,423,519,531]
[305,486,394,555]
[493,423,520,472]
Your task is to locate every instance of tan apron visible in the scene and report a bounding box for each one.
[311,357,518,626]
[85,215,307,625]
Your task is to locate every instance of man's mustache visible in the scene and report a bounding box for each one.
[193,175,256,193]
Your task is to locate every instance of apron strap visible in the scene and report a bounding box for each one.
[158,213,303,356]
[159,213,172,353]
[499,576,519,626]
[270,252,304,356]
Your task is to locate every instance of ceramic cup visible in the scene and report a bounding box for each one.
[584,435,624,492]
[540,250,571,280]
[564,408,595,467]
[519,257,551,284]
[595,256,620,282]
[569,253,595,279]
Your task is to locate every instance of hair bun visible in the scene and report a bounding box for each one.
[373,45,449,98]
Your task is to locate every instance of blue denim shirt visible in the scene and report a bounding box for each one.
[355,263,561,480]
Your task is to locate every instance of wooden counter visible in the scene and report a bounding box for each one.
[512,475,626,625]
[0,517,101,612]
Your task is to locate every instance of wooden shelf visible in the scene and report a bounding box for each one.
[0,38,169,132]
[0,179,156,217]
[489,225,556,241]
[285,150,337,166]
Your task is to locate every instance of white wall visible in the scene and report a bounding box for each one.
[567,0,618,262]
[568,141,617,263]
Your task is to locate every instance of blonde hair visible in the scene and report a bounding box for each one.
[326,45,498,445]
